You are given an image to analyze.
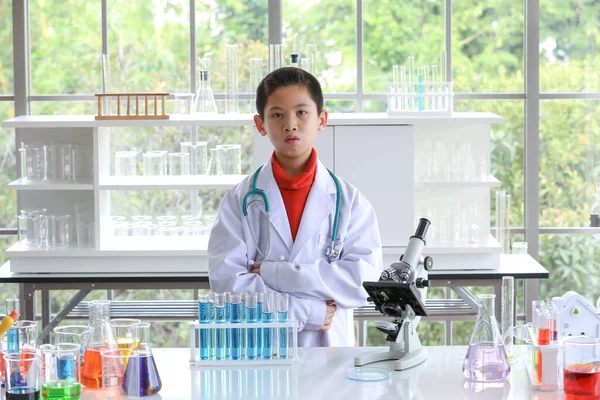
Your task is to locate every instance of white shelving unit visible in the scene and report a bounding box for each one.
[4,112,504,273]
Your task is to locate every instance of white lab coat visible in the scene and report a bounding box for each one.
[208,157,383,347]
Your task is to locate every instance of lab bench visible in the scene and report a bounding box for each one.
[0,254,548,345]
[63,346,561,400]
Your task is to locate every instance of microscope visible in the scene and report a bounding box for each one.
[355,218,433,371]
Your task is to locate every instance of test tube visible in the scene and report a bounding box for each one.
[256,293,264,357]
[400,66,407,111]
[392,65,400,113]
[549,303,560,342]
[417,67,424,112]
[198,294,212,360]
[277,293,289,359]
[249,58,263,113]
[306,44,317,75]
[262,293,275,360]
[440,50,447,110]
[214,293,226,360]
[245,294,258,360]
[536,307,551,384]
[224,292,232,359]
[423,65,430,111]
[501,276,514,358]
[431,65,439,111]
[408,56,415,111]
[230,293,242,360]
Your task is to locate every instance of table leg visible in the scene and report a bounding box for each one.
[36,289,92,346]
[20,282,35,321]
[42,289,50,343]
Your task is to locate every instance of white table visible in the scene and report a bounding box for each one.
[76,346,565,400]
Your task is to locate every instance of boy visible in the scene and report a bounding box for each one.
[208,67,382,347]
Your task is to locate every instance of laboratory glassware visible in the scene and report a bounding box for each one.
[180,142,208,176]
[45,144,74,183]
[229,293,243,360]
[216,144,242,175]
[245,293,258,360]
[512,242,528,255]
[269,44,284,73]
[156,216,177,225]
[462,294,511,382]
[290,53,300,68]
[100,348,140,398]
[198,294,212,361]
[53,325,92,367]
[172,93,194,114]
[501,276,514,359]
[18,209,47,248]
[40,343,81,400]
[225,44,239,114]
[224,292,232,359]
[110,319,141,368]
[115,151,137,176]
[277,293,289,359]
[4,352,41,400]
[20,143,46,182]
[213,293,226,360]
[80,300,117,389]
[7,320,37,356]
[262,293,275,360]
[440,50,447,110]
[193,70,218,114]
[167,153,190,176]
[49,214,70,248]
[142,151,167,176]
[495,191,506,253]
[207,148,224,176]
[250,58,263,112]
[124,322,161,396]
[563,336,600,398]
[306,44,317,75]
[131,216,152,224]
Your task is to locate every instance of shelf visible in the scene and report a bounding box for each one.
[98,175,246,190]
[415,175,501,189]
[6,240,207,257]
[3,112,504,128]
[382,234,502,255]
[8,178,94,191]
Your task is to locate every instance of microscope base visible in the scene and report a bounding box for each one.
[354,321,427,371]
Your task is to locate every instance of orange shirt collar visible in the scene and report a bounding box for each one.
[271,149,318,190]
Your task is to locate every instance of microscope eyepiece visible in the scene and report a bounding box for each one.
[412,218,431,242]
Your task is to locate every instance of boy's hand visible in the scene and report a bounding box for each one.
[320,300,337,331]
[250,263,261,274]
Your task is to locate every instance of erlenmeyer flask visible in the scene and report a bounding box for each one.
[80,300,117,389]
[123,322,161,396]
[463,294,511,382]
[193,70,218,114]
[207,148,224,176]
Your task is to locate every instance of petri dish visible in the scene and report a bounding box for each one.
[346,367,392,382]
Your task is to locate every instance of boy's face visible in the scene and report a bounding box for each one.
[254,85,328,161]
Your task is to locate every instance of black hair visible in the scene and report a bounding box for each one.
[255,67,324,120]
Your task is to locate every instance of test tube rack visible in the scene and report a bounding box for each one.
[95,93,170,120]
[387,81,453,117]
[188,320,299,366]
[525,325,562,392]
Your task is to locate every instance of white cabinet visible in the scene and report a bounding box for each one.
[3,113,504,273]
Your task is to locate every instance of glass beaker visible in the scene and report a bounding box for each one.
[53,325,92,366]
[563,336,600,399]
[216,144,242,175]
[115,151,137,176]
[127,322,161,396]
[101,348,140,398]
[46,144,74,183]
[49,214,70,248]
[20,143,46,182]
[6,320,37,355]
[249,58,263,112]
[207,148,224,176]
[4,352,41,400]
[142,151,167,176]
[512,242,528,255]
[110,319,141,368]
[40,343,81,397]
[180,142,208,176]
[18,209,47,248]
[462,294,511,382]
[193,70,218,114]
[168,153,190,176]
[80,300,117,389]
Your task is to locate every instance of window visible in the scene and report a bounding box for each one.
[0,1,13,94]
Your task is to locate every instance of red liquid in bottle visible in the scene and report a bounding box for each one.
[564,364,600,400]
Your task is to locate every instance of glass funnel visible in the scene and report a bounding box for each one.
[123,322,161,396]
[462,294,511,382]
[80,300,117,389]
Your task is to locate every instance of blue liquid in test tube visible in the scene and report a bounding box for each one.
[214,305,226,360]
[7,327,19,354]
[262,311,273,359]
[198,298,213,360]
[225,293,232,359]
[278,311,289,359]
[245,306,258,360]
[230,298,242,360]
[256,297,263,356]
[57,356,77,380]
[417,74,423,111]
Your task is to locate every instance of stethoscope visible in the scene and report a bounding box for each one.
[243,165,342,264]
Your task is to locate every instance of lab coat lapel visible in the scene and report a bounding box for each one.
[289,160,336,263]
[255,160,293,252]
